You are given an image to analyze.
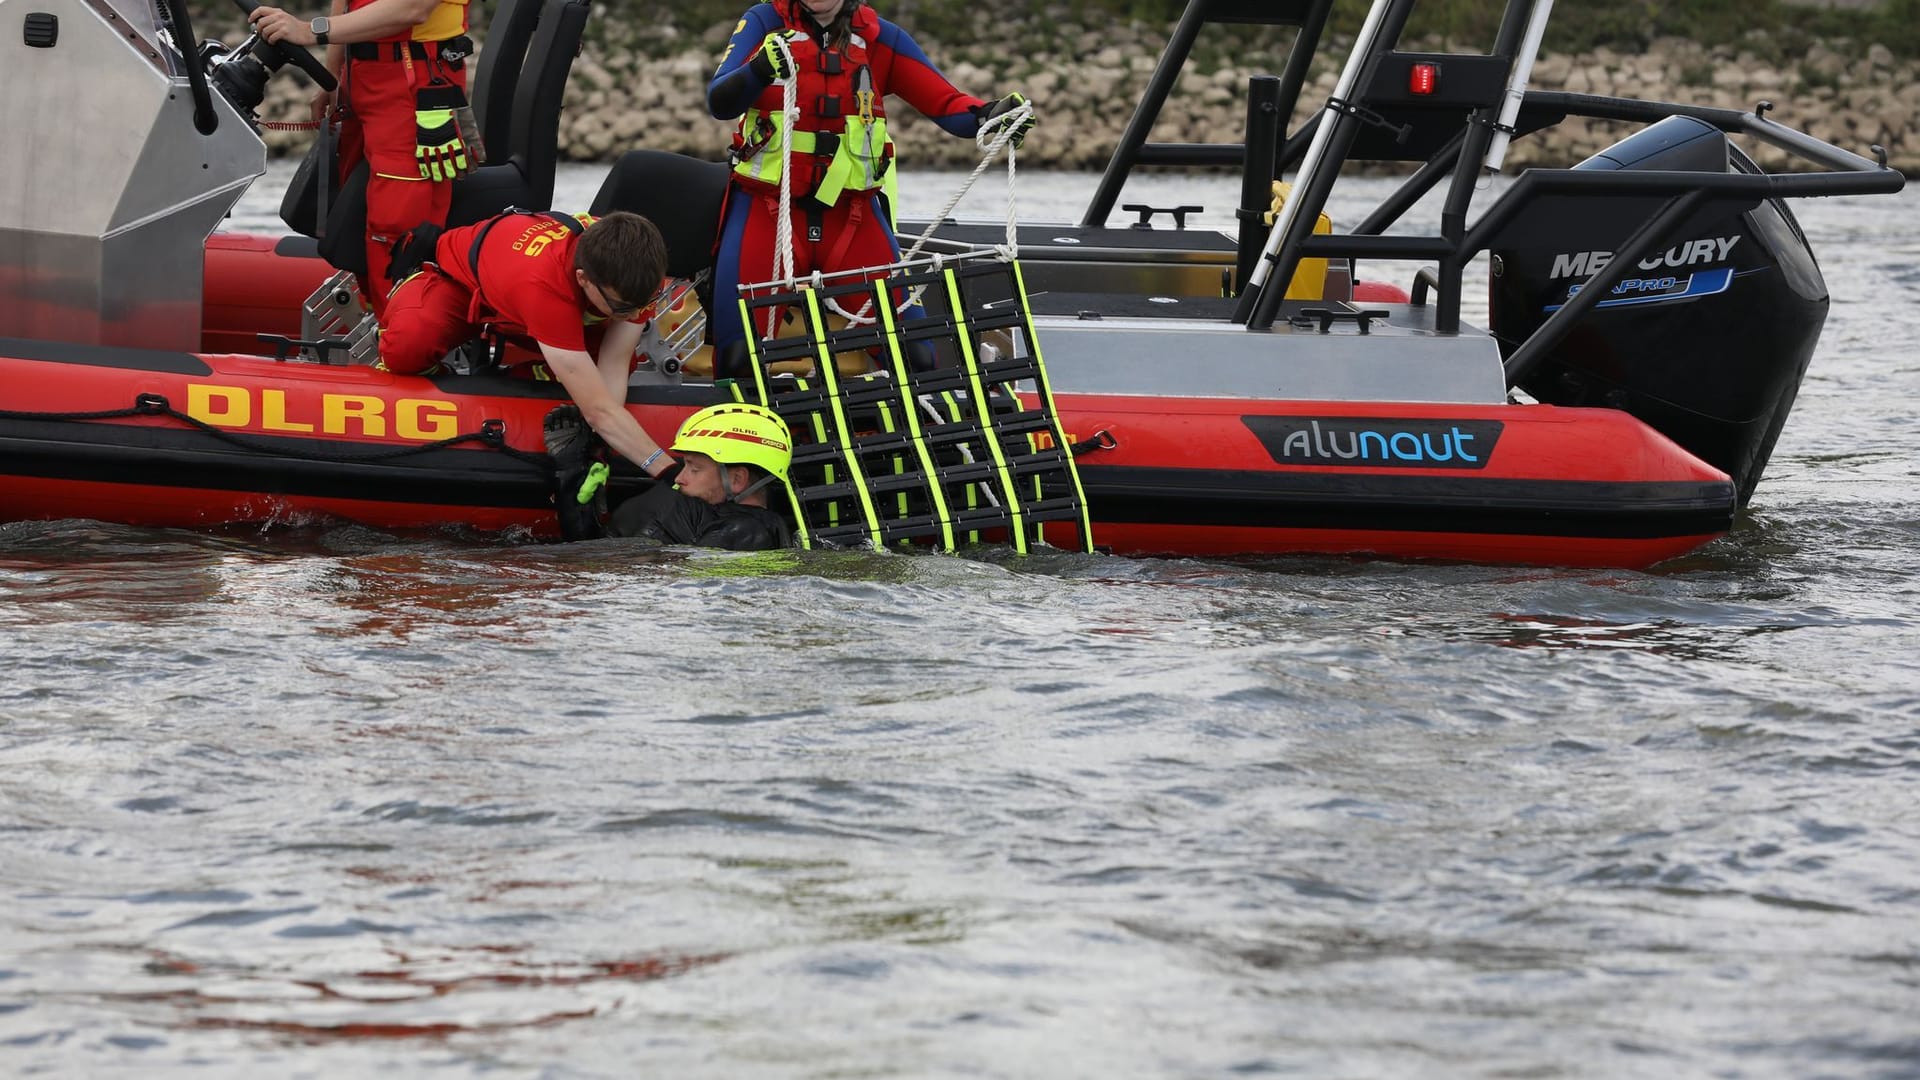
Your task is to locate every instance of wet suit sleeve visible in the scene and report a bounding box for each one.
[707,4,784,120]
[870,17,988,137]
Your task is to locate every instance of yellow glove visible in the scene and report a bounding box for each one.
[748,29,798,83]
[414,85,473,182]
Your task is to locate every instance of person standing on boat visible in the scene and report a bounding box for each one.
[705,0,1033,370]
[378,209,681,486]
[247,0,478,320]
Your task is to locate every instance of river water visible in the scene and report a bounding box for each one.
[3,166,1918,1078]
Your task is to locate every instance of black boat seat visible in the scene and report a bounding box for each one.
[466,0,551,163]
[589,149,731,281]
[279,0,589,277]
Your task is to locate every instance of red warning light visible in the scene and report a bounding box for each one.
[1409,62,1440,96]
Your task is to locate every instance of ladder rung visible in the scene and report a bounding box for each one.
[978,359,1041,384]
[791,485,869,505]
[864,471,937,496]
[900,370,975,397]
[964,308,1028,332]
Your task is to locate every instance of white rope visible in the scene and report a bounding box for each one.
[825,99,1032,326]
[767,32,801,339]
[906,98,1028,263]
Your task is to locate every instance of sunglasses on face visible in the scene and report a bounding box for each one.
[592,279,675,322]
[590,281,640,319]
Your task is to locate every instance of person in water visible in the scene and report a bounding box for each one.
[248,0,480,320]
[705,0,1034,371]
[380,209,680,485]
[547,403,795,550]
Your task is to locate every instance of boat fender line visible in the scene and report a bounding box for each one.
[1068,429,1117,456]
[0,393,552,471]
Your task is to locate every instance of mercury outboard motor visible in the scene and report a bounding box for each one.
[1489,116,1828,505]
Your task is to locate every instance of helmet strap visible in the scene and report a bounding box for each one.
[729,472,778,504]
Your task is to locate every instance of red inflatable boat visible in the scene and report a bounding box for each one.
[0,0,1902,566]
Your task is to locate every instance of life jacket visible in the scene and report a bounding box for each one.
[730,2,893,207]
[350,0,469,45]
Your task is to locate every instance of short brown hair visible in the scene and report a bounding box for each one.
[576,211,669,307]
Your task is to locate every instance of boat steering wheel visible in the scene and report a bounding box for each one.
[228,0,339,93]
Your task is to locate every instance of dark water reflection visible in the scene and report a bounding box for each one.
[4,182,1919,1077]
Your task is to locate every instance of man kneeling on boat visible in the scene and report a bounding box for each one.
[379,208,680,484]
[547,403,794,550]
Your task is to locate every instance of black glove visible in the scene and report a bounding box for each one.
[976,92,1035,149]
[747,29,798,84]
[385,223,444,284]
[544,404,608,541]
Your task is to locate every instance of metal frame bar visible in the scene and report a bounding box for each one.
[1241,0,1418,329]
[1234,75,1285,291]
[1082,0,1333,229]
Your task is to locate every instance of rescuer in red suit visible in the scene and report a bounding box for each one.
[705,0,1034,367]
[378,210,680,485]
[249,0,478,320]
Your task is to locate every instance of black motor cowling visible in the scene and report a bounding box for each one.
[1489,116,1828,506]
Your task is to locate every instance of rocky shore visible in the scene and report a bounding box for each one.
[252,20,1919,175]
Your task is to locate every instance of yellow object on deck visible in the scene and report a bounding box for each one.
[1265,181,1330,301]
[685,292,878,379]
[768,299,878,377]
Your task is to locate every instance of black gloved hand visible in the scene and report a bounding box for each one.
[543,404,608,541]
[976,92,1035,149]
[385,223,445,285]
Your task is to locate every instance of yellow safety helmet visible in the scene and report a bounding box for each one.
[671,403,793,484]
